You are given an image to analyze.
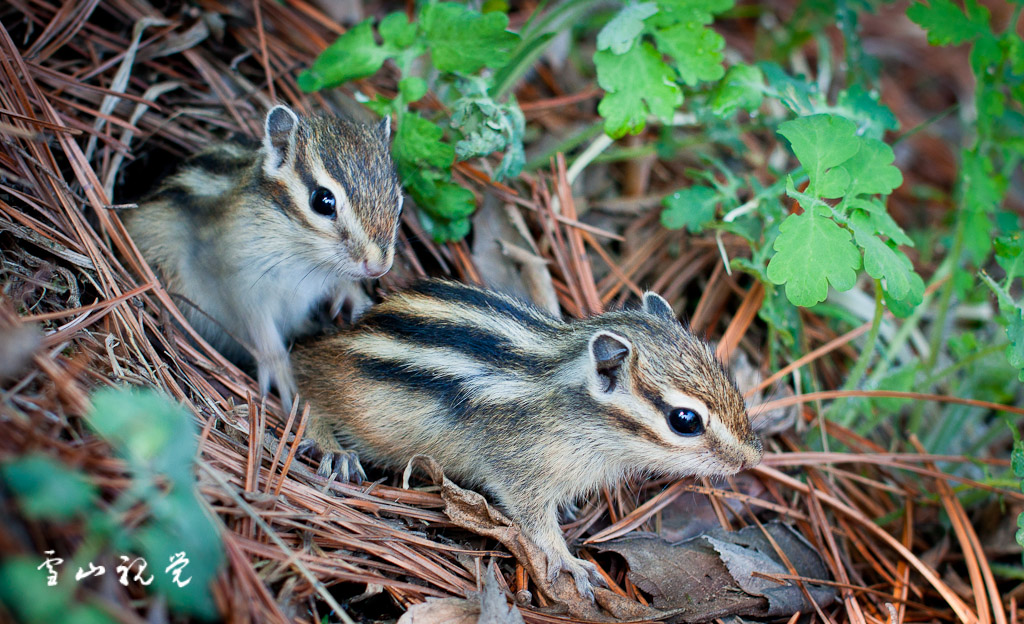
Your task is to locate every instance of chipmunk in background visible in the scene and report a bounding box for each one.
[292,280,763,600]
[125,105,402,407]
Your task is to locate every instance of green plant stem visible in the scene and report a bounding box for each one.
[911,155,970,434]
[836,279,884,427]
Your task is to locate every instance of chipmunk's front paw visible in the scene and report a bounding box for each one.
[546,553,606,600]
[317,449,366,483]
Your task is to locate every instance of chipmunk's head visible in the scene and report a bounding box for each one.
[581,292,762,477]
[259,105,401,279]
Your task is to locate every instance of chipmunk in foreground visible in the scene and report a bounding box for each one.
[125,105,402,407]
[292,280,763,599]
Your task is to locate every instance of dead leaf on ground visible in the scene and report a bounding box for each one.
[398,564,525,624]
[658,474,766,543]
[595,523,835,623]
[471,197,560,317]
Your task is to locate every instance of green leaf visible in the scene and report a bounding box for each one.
[835,85,899,140]
[597,2,658,54]
[2,454,97,520]
[87,388,196,482]
[398,76,427,104]
[1005,305,1024,383]
[980,272,1024,382]
[297,20,390,92]
[596,41,682,138]
[777,114,860,198]
[996,233,1024,282]
[850,215,922,303]
[710,64,765,117]
[379,12,418,49]
[393,113,454,171]
[650,20,726,86]
[840,138,903,199]
[852,204,913,247]
[766,211,861,307]
[418,209,472,242]
[907,0,990,47]
[661,185,720,233]
[450,77,526,180]
[0,558,75,622]
[421,2,519,73]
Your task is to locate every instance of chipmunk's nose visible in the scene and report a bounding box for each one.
[361,259,390,278]
[740,436,764,470]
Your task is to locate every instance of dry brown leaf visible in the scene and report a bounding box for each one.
[595,523,835,623]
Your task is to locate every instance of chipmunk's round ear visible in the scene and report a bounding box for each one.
[589,331,632,393]
[642,292,675,320]
[263,105,299,173]
[377,115,392,142]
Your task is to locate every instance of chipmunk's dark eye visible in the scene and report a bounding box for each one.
[310,187,336,219]
[668,408,704,436]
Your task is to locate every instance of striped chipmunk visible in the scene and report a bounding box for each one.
[125,105,402,408]
[292,279,763,600]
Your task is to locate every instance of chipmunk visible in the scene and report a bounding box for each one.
[125,105,402,407]
[291,280,763,599]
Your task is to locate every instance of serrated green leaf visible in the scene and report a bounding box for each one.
[841,138,903,198]
[651,20,726,85]
[661,185,720,233]
[760,61,818,115]
[996,233,1024,281]
[1006,306,1024,382]
[850,216,922,303]
[596,41,682,138]
[963,150,1005,213]
[393,113,454,171]
[379,12,418,48]
[1012,439,1024,476]
[835,85,899,139]
[298,20,390,92]
[964,210,995,264]
[450,77,525,180]
[778,114,860,198]
[850,204,914,247]
[2,454,97,520]
[980,272,1024,382]
[907,0,990,46]
[597,2,657,54]
[710,64,765,117]
[766,211,861,307]
[421,2,518,73]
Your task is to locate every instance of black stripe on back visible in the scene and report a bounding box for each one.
[403,281,558,332]
[348,352,476,422]
[186,148,252,175]
[357,311,533,371]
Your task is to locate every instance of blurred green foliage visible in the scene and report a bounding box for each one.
[0,388,224,623]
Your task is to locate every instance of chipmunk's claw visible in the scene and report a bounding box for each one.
[545,554,606,600]
[317,449,366,483]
